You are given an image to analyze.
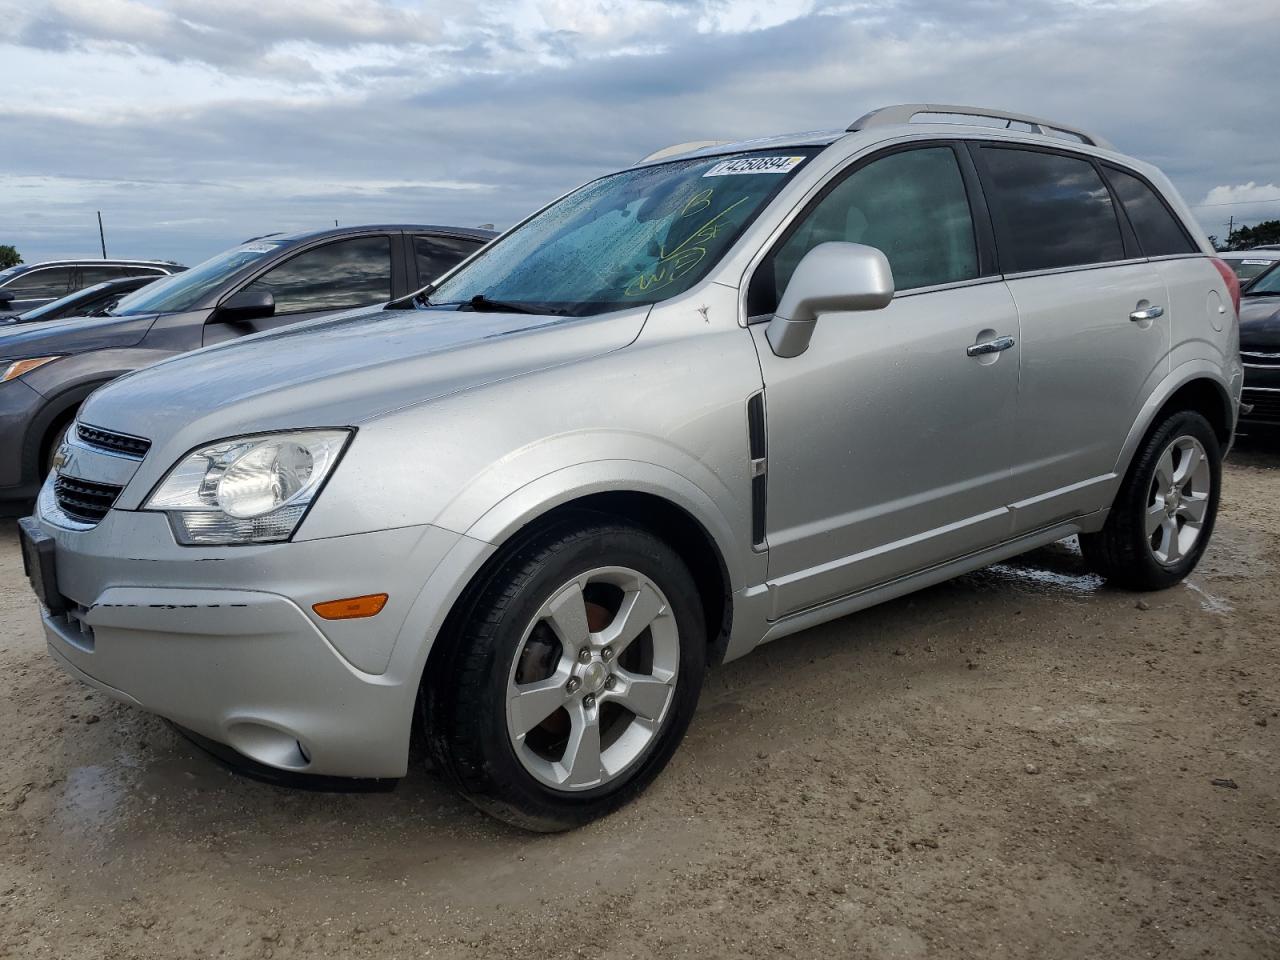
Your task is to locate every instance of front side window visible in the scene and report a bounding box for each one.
[759,146,979,310]
[243,236,392,315]
[427,150,817,316]
[80,265,132,286]
[1105,166,1196,257]
[415,235,481,284]
[979,147,1124,273]
[113,241,286,316]
[3,267,72,299]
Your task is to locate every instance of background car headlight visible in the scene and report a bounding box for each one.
[1,357,62,382]
[144,429,351,544]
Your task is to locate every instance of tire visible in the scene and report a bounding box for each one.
[44,420,73,478]
[1080,409,1221,591]
[423,516,706,832]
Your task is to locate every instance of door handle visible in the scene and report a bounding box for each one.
[966,335,1015,357]
[1129,305,1165,322]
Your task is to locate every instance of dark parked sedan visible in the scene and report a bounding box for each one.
[2,276,160,326]
[1239,261,1280,429]
[0,223,493,507]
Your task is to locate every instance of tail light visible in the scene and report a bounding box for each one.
[1210,257,1241,317]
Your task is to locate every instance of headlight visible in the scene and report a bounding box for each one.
[144,429,351,545]
[2,357,62,382]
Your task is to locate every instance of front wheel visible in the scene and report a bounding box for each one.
[424,518,706,831]
[1080,409,1221,591]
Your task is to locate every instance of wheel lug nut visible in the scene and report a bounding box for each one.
[566,677,581,693]
[601,647,613,661]
[583,695,596,709]
[577,647,592,664]
[604,675,617,690]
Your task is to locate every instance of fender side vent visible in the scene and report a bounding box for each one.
[747,392,767,547]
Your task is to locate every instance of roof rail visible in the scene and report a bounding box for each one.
[847,103,1113,150]
[639,139,731,164]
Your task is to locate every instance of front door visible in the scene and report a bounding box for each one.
[750,144,1020,619]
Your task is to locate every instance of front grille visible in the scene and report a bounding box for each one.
[54,475,123,525]
[1242,389,1280,423]
[76,422,151,459]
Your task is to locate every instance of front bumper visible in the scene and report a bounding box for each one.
[1240,359,1280,425]
[0,378,47,501]
[30,502,491,778]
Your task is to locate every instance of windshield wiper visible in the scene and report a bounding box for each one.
[461,295,543,315]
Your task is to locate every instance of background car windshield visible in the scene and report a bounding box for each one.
[111,242,285,316]
[429,150,816,315]
[1233,257,1280,282]
[1247,263,1280,294]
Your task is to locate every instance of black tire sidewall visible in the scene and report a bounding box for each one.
[439,521,706,830]
[1109,410,1222,588]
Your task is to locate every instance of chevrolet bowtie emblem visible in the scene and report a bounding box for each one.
[51,446,69,472]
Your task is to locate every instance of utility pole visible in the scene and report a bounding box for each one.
[1227,215,1234,245]
[97,211,107,258]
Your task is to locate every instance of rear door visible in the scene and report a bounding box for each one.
[972,143,1171,533]
[203,235,394,345]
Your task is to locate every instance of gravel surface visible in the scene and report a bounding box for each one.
[1,443,1277,959]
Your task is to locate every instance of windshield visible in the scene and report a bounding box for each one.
[1246,261,1280,294]
[428,150,817,316]
[111,241,285,316]
[0,265,27,285]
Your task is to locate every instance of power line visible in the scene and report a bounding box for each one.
[1189,196,1280,208]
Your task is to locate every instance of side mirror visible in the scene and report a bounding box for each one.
[216,288,275,323]
[0,290,15,306]
[765,242,894,358]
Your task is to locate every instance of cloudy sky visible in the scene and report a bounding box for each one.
[1,0,1277,266]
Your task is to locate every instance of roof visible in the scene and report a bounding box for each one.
[1219,249,1280,259]
[266,223,498,245]
[3,258,183,270]
[637,103,1118,167]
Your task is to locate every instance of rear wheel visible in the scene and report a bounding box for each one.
[1080,410,1221,590]
[424,518,705,831]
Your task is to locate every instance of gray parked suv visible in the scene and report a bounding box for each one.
[0,224,493,508]
[20,105,1242,831]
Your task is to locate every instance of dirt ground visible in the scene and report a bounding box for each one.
[1,444,1277,960]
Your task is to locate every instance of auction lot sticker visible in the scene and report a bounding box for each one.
[704,156,805,177]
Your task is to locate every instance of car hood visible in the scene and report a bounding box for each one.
[81,304,649,449]
[1240,294,1280,352]
[0,311,159,356]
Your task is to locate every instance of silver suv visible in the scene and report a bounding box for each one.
[20,104,1243,831]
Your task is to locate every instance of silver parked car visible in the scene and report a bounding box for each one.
[20,104,1243,830]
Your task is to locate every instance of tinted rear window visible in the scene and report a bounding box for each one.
[1105,166,1196,257]
[979,147,1124,273]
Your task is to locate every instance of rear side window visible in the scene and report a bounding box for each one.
[3,267,73,299]
[1104,166,1196,257]
[761,146,979,307]
[415,235,480,284]
[979,147,1124,273]
[244,236,392,315]
[80,265,132,285]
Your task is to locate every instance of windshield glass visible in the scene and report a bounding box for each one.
[111,241,285,316]
[428,150,817,315]
[0,265,27,285]
[1246,262,1280,294]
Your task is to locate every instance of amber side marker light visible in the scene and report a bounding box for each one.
[313,594,389,620]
